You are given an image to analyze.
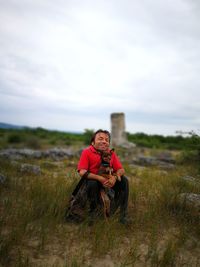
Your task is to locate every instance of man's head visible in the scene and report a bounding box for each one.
[91,129,111,151]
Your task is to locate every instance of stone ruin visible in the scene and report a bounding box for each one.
[111,112,135,148]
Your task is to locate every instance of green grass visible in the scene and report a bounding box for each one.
[0,153,200,266]
[0,128,85,149]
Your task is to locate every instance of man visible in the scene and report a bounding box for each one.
[78,129,129,225]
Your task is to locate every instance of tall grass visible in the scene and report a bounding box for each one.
[0,158,78,265]
[0,157,199,266]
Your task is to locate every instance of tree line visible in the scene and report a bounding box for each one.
[0,127,199,152]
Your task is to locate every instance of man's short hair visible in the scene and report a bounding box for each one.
[90,129,111,144]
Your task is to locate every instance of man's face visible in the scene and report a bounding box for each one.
[92,132,110,151]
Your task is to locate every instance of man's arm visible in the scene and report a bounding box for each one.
[116,168,125,177]
[79,169,108,184]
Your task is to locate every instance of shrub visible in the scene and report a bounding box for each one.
[177,131,200,173]
[83,129,94,145]
[7,133,22,144]
[25,136,41,149]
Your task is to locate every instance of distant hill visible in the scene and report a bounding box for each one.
[0,122,26,129]
[0,122,82,134]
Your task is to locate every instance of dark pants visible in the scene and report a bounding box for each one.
[86,175,129,218]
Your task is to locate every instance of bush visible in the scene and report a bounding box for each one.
[177,131,200,173]
[7,133,22,144]
[26,136,41,149]
[83,129,94,145]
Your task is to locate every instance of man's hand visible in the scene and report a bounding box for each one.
[85,173,116,188]
[98,175,108,185]
[103,175,116,188]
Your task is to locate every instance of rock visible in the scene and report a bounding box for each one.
[182,176,200,184]
[132,155,175,169]
[120,142,136,149]
[0,149,23,160]
[32,151,43,159]
[48,148,74,159]
[0,174,6,184]
[18,148,36,157]
[177,193,200,213]
[0,147,78,160]
[157,152,175,164]
[133,155,157,166]
[20,163,41,175]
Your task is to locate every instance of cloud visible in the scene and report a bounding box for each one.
[0,0,200,135]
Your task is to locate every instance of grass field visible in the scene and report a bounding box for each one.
[0,147,199,266]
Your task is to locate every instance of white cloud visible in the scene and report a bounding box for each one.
[0,0,200,135]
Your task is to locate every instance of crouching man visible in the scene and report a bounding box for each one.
[77,129,130,225]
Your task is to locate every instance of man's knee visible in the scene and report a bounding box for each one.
[87,180,100,192]
[121,175,129,184]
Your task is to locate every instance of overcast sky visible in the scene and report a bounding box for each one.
[0,0,200,135]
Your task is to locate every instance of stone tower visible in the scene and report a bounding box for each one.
[111,113,127,146]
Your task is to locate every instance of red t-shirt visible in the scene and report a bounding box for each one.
[77,145,123,174]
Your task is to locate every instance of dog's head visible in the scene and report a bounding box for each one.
[101,149,114,165]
